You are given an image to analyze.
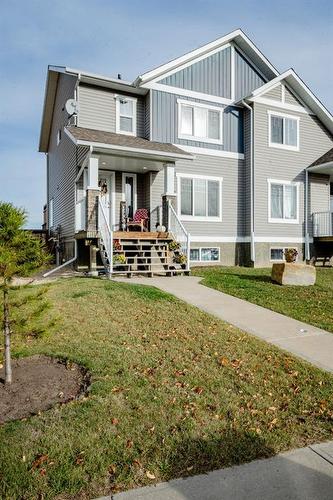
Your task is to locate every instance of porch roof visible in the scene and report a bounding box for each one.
[308,147,333,175]
[65,126,193,161]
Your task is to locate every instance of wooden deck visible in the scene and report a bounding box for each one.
[113,231,170,240]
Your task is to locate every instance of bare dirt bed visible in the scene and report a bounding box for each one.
[0,355,89,424]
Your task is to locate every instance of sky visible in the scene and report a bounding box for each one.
[0,0,332,228]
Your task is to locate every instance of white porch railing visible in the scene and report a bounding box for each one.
[75,198,86,232]
[98,198,113,275]
[313,211,333,237]
[168,200,190,272]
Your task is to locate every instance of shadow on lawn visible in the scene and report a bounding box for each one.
[230,273,273,285]
[164,429,275,481]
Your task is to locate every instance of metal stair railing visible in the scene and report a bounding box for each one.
[98,198,113,276]
[168,200,190,272]
[312,211,333,237]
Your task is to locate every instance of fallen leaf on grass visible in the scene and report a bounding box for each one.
[219,357,230,367]
[111,418,119,425]
[193,386,204,395]
[146,471,156,480]
[126,439,133,448]
[31,454,48,469]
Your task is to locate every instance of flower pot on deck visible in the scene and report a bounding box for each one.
[271,263,316,286]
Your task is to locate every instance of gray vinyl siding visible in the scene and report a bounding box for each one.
[151,90,244,153]
[149,154,245,237]
[150,170,164,229]
[309,174,330,235]
[48,73,77,239]
[253,101,333,239]
[243,108,252,235]
[263,85,282,101]
[144,93,150,139]
[235,49,266,101]
[158,47,231,98]
[77,84,146,137]
[284,86,303,106]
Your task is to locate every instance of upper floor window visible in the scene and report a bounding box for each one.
[116,96,137,136]
[177,99,223,145]
[268,111,299,151]
[178,174,222,221]
[268,179,299,224]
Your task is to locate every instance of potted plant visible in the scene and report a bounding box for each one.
[169,240,181,252]
[173,253,187,269]
[113,253,127,270]
[284,248,298,263]
[113,239,122,252]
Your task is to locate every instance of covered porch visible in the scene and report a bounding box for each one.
[66,126,193,275]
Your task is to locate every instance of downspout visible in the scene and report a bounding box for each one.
[43,239,77,277]
[305,168,310,260]
[242,100,255,263]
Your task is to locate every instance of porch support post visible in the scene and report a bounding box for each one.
[162,163,176,230]
[86,157,100,233]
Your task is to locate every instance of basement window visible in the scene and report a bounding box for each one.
[190,247,220,262]
[270,247,298,262]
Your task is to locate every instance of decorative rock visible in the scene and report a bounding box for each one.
[271,263,316,286]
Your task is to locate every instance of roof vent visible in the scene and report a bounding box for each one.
[117,73,122,80]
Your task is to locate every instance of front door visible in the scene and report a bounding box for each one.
[122,173,137,219]
[98,171,114,229]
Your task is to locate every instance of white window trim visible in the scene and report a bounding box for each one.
[115,95,137,136]
[56,129,61,146]
[267,178,300,224]
[121,172,137,216]
[190,247,220,262]
[270,246,299,262]
[268,110,300,151]
[177,99,223,145]
[177,173,223,222]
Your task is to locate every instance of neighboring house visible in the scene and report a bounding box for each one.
[39,29,333,275]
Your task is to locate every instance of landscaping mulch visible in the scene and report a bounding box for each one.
[0,355,89,424]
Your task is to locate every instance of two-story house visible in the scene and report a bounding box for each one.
[39,29,333,276]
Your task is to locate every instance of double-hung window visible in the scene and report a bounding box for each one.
[116,96,137,136]
[178,174,222,221]
[178,99,223,145]
[268,111,299,151]
[268,179,299,223]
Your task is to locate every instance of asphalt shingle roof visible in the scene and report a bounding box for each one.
[66,126,191,157]
[310,147,333,167]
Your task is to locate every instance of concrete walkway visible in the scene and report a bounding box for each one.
[114,276,333,373]
[97,441,333,499]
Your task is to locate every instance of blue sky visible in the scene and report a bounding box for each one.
[0,0,332,228]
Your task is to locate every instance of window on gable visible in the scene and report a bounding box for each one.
[116,96,137,136]
[269,180,298,223]
[178,99,223,144]
[269,112,299,150]
[179,175,222,220]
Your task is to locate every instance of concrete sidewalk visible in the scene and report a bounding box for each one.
[115,276,333,372]
[98,441,333,500]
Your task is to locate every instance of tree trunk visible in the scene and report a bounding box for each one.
[3,285,12,384]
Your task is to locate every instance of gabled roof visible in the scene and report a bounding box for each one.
[65,126,193,160]
[134,28,279,86]
[242,69,333,135]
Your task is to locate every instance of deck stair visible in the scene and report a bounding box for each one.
[109,232,187,276]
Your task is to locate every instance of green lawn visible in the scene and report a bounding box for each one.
[1,278,333,499]
[192,267,333,333]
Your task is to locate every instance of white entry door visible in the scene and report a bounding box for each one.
[98,171,115,229]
